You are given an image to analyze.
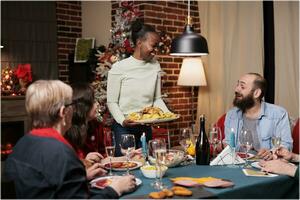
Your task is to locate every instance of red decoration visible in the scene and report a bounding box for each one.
[15,63,32,82]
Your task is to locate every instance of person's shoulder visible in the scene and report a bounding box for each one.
[263,102,288,118]
[226,107,239,118]
[109,57,132,74]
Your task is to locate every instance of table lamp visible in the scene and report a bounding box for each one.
[177,57,207,129]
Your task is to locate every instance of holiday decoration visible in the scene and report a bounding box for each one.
[15,63,33,94]
[1,64,33,96]
[1,66,18,96]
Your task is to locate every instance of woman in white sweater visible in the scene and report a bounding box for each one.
[107,20,169,156]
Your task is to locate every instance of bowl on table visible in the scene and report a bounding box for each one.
[140,165,168,179]
[148,149,185,167]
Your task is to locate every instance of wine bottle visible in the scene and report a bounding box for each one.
[196,114,210,165]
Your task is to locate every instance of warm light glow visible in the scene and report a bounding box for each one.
[0,45,3,48]
[177,57,207,86]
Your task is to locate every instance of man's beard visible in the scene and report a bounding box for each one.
[233,91,255,112]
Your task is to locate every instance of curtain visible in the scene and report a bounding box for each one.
[196,2,264,130]
[1,1,58,80]
[274,2,299,120]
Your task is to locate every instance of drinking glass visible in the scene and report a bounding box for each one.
[239,128,253,168]
[120,134,135,175]
[209,124,222,159]
[104,130,115,176]
[148,138,167,190]
[271,135,281,156]
[179,128,193,164]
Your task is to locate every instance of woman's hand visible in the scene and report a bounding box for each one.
[85,152,104,164]
[86,163,107,180]
[259,159,297,177]
[274,147,293,161]
[109,175,136,196]
[122,119,139,127]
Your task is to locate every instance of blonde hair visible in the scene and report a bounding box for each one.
[25,80,72,128]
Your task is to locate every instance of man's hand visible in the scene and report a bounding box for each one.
[122,119,139,127]
[257,148,273,161]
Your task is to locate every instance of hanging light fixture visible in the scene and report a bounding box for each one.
[170,0,209,56]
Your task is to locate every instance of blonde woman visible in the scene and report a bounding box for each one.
[4,80,136,198]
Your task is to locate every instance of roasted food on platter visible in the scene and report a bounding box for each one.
[127,106,178,121]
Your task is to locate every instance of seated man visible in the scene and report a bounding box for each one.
[224,73,293,160]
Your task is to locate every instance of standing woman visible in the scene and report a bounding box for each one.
[4,80,136,198]
[107,20,170,156]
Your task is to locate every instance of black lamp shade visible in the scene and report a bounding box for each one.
[170,25,209,56]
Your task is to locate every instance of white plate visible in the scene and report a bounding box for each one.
[134,115,180,124]
[102,161,142,171]
[90,176,142,189]
[251,161,262,169]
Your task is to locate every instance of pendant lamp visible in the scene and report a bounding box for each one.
[170,0,209,56]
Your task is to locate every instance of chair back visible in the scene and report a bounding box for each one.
[152,127,171,149]
[292,119,299,154]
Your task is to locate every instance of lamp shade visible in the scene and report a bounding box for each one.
[177,57,207,86]
[170,25,209,56]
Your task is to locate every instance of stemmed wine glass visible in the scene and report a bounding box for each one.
[209,124,222,159]
[148,138,167,190]
[104,130,115,176]
[239,128,253,168]
[120,134,135,175]
[179,128,193,165]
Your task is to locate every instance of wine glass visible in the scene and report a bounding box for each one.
[104,130,115,176]
[209,124,222,159]
[179,128,193,164]
[148,138,167,190]
[271,135,281,156]
[120,134,135,175]
[239,128,253,168]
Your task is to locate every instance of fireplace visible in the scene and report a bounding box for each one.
[1,96,29,160]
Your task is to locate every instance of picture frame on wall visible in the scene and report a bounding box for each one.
[74,38,95,63]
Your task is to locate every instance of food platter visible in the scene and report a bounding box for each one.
[90,176,142,189]
[103,161,142,171]
[134,115,180,124]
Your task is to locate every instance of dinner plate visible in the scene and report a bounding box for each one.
[134,115,180,124]
[90,176,142,189]
[237,152,255,159]
[251,161,262,169]
[103,161,142,171]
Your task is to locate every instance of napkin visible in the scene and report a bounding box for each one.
[210,146,245,166]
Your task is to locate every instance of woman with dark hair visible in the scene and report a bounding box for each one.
[107,20,170,156]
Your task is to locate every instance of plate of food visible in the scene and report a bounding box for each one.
[236,152,255,159]
[90,176,142,189]
[103,161,142,171]
[127,106,180,124]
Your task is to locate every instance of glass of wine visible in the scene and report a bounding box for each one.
[239,128,253,168]
[179,128,193,165]
[271,135,281,155]
[209,124,222,159]
[105,130,115,176]
[120,134,135,175]
[148,138,167,190]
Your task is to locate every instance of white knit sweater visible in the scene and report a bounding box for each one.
[107,56,169,125]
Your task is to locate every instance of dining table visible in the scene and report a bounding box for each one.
[91,161,299,199]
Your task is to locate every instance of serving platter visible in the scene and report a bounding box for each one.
[134,115,180,124]
[90,176,142,189]
[103,161,142,171]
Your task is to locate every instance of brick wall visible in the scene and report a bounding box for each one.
[112,1,201,146]
[56,1,82,82]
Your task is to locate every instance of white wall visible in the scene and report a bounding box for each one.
[82,1,111,47]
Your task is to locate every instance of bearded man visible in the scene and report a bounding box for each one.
[224,73,293,160]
